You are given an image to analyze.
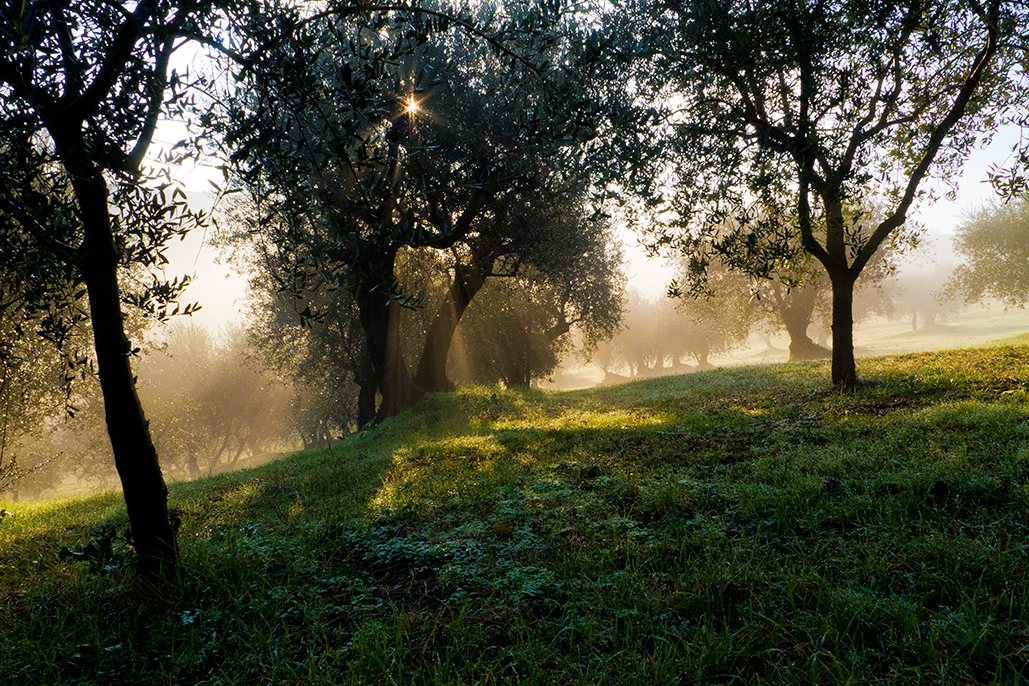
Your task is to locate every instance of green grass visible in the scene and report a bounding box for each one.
[5,348,1029,684]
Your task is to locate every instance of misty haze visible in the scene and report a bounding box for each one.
[3,0,1029,682]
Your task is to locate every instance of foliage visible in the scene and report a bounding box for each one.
[615,0,1029,386]
[58,525,136,575]
[0,290,81,496]
[945,197,1029,307]
[216,4,622,417]
[0,0,238,575]
[251,282,367,444]
[5,346,1029,681]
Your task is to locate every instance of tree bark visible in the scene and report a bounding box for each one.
[74,172,177,580]
[829,270,858,388]
[353,245,418,425]
[355,278,392,426]
[502,325,533,388]
[413,260,490,393]
[378,293,417,420]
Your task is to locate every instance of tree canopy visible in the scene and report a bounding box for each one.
[216,4,621,422]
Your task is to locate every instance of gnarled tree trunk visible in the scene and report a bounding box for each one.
[353,245,418,425]
[780,282,831,361]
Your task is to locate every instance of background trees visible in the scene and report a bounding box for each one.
[137,323,294,480]
[895,263,964,330]
[596,286,753,380]
[945,197,1029,307]
[449,224,624,389]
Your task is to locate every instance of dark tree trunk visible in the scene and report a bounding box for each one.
[781,282,831,360]
[413,261,490,393]
[378,294,417,420]
[801,181,857,388]
[355,281,392,425]
[74,172,177,580]
[354,246,418,425]
[503,326,533,388]
[829,271,858,388]
[355,352,378,428]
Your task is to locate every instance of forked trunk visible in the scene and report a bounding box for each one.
[413,261,490,393]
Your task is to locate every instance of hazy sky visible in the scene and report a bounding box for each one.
[160,192,247,333]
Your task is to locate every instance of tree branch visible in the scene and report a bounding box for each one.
[125,29,176,173]
[0,185,78,265]
[55,4,85,107]
[853,7,1001,276]
[73,0,160,120]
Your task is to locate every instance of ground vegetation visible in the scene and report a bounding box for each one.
[4,345,1029,682]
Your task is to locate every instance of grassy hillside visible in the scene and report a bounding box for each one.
[4,348,1029,684]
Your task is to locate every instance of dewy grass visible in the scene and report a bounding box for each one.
[4,346,1029,684]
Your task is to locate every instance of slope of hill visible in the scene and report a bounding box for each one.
[3,348,1029,684]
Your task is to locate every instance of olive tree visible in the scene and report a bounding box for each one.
[626,0,1028,386]
[945,197,1029,306]
[0,0,232,576]
[218,5,608,422]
